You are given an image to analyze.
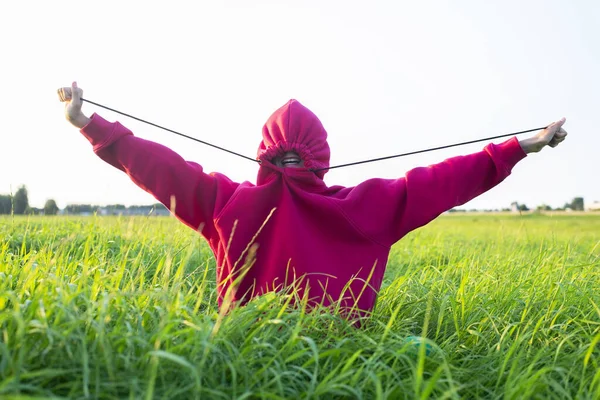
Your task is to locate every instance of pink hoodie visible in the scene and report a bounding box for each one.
[80,100,526,315]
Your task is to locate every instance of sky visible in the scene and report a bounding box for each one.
[1,0,598,210]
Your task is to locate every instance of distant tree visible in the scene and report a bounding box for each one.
[570,197,584,211]
[106,204,126,210]
[13,186,29,215]
[65,204,97,214]
[518,204,529,212]
[44,199,59,215]
[0,195,11,214]
[151,203,170,215]
[536,204,552,211]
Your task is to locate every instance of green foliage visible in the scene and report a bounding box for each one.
[43,199,59,216]
[571,197,585,211]
[0,214,599,398]
[12,186,28,215]
[64,204,98,214]
[0,195,11,214]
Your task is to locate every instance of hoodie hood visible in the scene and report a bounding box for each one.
[257,99,331,179]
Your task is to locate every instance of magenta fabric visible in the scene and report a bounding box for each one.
[257,99,331,178]
[80,100,527,315]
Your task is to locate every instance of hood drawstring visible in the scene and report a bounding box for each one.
[81,98,546,173]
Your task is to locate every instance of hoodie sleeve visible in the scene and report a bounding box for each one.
[79,113,239,238]
[340,137,527,247]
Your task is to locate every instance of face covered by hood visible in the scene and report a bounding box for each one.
[257,99,331,180]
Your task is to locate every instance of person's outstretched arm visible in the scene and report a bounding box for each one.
[342,119,567,247]
[58,82,239,238]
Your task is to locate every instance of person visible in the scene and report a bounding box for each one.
[58,82,567,319]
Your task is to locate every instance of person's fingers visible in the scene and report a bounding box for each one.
[535,119,567,150]
[553,133,565,141]
[57,87,72,102]
[555,128,568,139]
[541,118,567,144]
[541,125,557,144]
[549,135,566,148]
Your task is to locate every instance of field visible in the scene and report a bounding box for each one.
[1,213,599,399]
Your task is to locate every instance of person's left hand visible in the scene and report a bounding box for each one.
[519,117,568,154]
[57,81,90,129]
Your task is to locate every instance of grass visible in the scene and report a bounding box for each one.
[0,213,599,399]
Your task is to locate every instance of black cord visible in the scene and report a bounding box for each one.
[81,98,546,172]
[310,126,547,173]
[81,98,259,163]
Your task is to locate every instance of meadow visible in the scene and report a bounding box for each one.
[0,213,599,399]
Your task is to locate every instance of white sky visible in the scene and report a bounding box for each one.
[1,0,598,210]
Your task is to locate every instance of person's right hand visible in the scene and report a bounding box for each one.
[518,117,568,154]
[57,81,90,128]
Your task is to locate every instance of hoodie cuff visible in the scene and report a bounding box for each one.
[493,137,527,173]
[80,113,133,151]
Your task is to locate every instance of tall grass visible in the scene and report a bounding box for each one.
[0,214,599,399]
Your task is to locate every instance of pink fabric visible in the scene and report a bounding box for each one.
[257,100,331,178]
[80,100,527,316]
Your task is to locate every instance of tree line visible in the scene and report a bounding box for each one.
[446,197,586,213]
[0,186,58,215]
[0,186,167,215]
[0,186,590,216]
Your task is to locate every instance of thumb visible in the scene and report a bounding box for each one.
[545,117,566,138]
[551,117,566,132]
[71,81,81,102]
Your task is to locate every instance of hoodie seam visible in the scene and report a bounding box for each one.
[214,185,245,223]
[326,197,391,250]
